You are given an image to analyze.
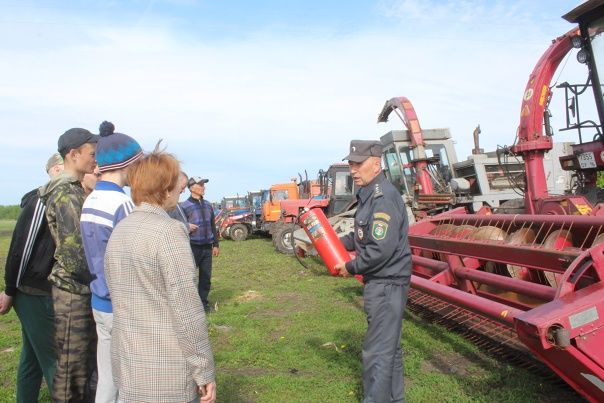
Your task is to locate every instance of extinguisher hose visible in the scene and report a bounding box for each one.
[290,212,311,270]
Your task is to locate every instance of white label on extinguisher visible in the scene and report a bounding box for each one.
[578,152,597,169]
[303,212,325,240]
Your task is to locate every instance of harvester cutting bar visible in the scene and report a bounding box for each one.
[420,213,604,232]
[411,275,522,326]
[412,255,556,301]
[409,235,579,274]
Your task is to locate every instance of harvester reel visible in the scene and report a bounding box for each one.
[505,228,536,280]
[468,226,508,275]
[542,229,574,287]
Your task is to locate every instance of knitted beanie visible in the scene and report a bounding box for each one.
[96,121,143,173]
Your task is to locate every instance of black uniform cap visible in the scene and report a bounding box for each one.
[342,140,383,163]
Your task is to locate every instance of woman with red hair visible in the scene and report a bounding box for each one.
[105,148,216,403]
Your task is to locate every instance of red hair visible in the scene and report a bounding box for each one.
[128,150,180,206]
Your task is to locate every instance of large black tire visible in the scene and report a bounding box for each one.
[273,224,300,254]
[229,223,249,242]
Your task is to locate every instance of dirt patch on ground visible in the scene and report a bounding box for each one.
[248,292,308,320]
[420,350,479,377]
[235,290,263,302]
[274,292,304,305]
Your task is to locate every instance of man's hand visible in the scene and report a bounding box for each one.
[199,381,216,403]
[334,262,350,278]
[188,223,199,233]
[0,292,14,315]
[212,246,220,257]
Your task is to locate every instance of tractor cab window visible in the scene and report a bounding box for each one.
[272,190,289,201]
[426,144,453,184]
[334,171,352,197]
[383,147,403,185]
[398,146,417,194]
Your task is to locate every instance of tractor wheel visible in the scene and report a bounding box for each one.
[229,223,249,242]
[273,224,300,254]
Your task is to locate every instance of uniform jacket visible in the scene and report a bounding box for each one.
[180,196,219,247]
[3,187,55,297]
[81,181,134,313]
[341,172,411,283]
[105,202,215,402]
[39,171,92,294]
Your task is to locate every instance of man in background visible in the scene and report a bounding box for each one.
[0,153,64,403]
[180,176,219,312]
[39,128,99,402]
[81,121,143,403]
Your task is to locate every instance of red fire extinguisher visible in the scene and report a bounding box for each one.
[299,207,363,283]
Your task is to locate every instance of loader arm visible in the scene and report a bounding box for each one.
[511,28,580,213]
[377,96,434,195]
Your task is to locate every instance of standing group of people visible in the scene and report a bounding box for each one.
[1,123,218,402]
[1,131,411,403]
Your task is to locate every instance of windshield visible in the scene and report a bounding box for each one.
[272,189,289,201]
[333,171,352,196]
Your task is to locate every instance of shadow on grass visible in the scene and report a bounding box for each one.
[334,284,363,311]
[306,329,364,398]
[404,311,583,402]
[217,373,258,403]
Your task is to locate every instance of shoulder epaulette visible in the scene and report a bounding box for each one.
[373,183,383,198]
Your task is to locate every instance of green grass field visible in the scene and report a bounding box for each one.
[0,221,583,402]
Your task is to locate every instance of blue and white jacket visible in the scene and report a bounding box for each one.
[81,181,134,313]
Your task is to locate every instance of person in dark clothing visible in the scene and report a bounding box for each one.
[335,140,412,403]
[180,176,220,312]
[0,153,63,403]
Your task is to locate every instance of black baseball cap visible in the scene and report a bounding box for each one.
[58,128,100,157]
[188,176,209,188]
[342,140,383,163]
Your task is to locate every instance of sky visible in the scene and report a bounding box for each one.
[0,0,593,205]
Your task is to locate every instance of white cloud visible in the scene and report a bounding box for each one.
[0,0,591,203]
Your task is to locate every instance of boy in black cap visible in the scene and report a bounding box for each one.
[335,139,411,403]
[39,127,99,402]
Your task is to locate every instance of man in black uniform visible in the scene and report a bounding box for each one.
[334,140,412,403]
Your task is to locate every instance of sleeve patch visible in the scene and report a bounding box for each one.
[372,220,388,240]
[373,212,391,222]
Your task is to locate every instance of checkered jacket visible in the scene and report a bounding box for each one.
[105,202,215,402]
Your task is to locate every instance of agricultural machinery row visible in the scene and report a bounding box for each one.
[293,1,604,401]
[215,1,604,400]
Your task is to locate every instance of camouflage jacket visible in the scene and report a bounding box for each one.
[39,171,92,294]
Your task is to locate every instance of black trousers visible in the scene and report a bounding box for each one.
[362,278,410,403]
[191,243,213,309]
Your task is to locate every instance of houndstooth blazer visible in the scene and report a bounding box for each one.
[105,202,215,402]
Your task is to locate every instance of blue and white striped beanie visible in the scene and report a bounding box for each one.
[96,121,143,173]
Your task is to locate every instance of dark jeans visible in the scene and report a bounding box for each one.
[362,278,410,403]
[13,291,57,403]
[191,244,213,309]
